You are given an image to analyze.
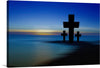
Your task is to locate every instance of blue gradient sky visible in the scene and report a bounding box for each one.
[8,1,99,33]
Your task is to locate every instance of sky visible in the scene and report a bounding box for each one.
[8,1,99,35]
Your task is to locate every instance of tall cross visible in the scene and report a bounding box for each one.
[75,31,81,42]
[63,15,79,43]
[61,30,67,42]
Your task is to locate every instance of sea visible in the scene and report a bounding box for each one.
[7,34,99,66]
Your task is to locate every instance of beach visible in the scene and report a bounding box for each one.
[7,34,99,67]
[41,41,99,66]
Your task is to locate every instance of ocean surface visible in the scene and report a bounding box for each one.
[8,34,99,66]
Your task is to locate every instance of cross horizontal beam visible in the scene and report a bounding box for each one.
[63,22,79,28]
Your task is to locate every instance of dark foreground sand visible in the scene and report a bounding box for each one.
[39,41,100,66]
[8,41,99,67]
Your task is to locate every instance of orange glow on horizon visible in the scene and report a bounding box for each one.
[8,29,99,35]
[8,29,61,35]
[33,32,57,35]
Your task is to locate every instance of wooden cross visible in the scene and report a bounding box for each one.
[61,30,67,42]
[63,15,79,43]
[75,31,81,42]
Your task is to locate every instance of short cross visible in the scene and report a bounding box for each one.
[63,15,79,43]
[75,31,81,42]
[61,30,67,42]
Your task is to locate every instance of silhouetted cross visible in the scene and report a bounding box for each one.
[61,30,67,42]
[75,31,81,42]
[63,15,79,43]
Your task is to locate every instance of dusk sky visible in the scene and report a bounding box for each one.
[8,1,99,35]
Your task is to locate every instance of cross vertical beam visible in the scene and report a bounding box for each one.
[69,15,74,43]
[69,14,74,22]
[75,31,81,42]
[69,27,74,43]
[61,30,67,42]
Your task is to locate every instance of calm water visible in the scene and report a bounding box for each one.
[8,34,99,66]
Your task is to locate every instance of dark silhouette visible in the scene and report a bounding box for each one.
[42,41,99,66]
[63,15,79,43]
[75,31,81,42]
[61,30,67,42]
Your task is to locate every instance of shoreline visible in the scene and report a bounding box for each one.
[39,41,99,66]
